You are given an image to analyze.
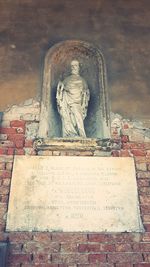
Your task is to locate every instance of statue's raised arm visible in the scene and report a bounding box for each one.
[56,81,64,114]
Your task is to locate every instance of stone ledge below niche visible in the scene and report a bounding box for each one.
[33,138,121,153]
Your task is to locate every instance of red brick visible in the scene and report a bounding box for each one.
[10,120,26,128]
[123,123,129,129]
[145,143,150,150]
[142,233,150,242]
[144,224,150,232]
[123,143,145,149]
[142,253,150,262]
[78,244,100,253]
[79,264,113,267]
[0,223,5,231]
[147,150,150,156]
[8,134,25,142]
[8,254,32,265]
[6,162,13,171]
[139,187,150,195]
[33,233,51,243]
[24,241,59,254]
[7,147,15,155]
[52,233,87,243]
[0,203,7,217]
[7,134,25,147]
[134,264,150,267]
[0,194,9,203]
[7,263,20,267]
[2,178,11,186]
[120,149,131,157]
[143,215,150,223]
[112,134,120,140]
[88,234,111,243]
[23,241,42,253]
[8,232,33,242]
[0,140,14,147]
[108,253,143,263]
[146,156,150,163]
[15,139,24,148]
[131,149,146,156]
[115,243,132,252]
[9,243,24,254]
[137,172,150,179]
[0,186,10,194]
[147,164,150,171]
[140,196,150,205]
[15,148,25,155]
[99,243,116,252]
[140,205,150,214]
[0,170,11,178]
[61,242,78,252]
[0,156,10,165]
[89,254,106,264]
[34,253,50,264]
[139,243,150,251]
[137,179,150,187]
[0,162,5,170]
[0,148,7,154]
[136,163,147,171]
[0,127,17,134]
[29,264,58,267]
[25,139,33,147]
[52,253,89,264]
[111,150,120,157]
[116,264,134,267]
[24,263,59,267]
[79,243,115,253]
[0,232,9,241]
[135,156,147,163]
[88,233,140,243]
[121,135,129,143]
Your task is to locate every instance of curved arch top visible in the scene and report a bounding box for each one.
[38,40,110,139]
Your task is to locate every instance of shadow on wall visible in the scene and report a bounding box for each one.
[0,112,3,127]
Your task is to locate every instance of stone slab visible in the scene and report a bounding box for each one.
[6,156,144,232]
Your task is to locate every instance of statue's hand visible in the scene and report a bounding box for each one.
[57,81,64,104]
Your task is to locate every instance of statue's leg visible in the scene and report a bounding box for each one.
[62,105,78,137]
[71,105,86,137]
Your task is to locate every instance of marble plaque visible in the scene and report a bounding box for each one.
[6,156,144,232]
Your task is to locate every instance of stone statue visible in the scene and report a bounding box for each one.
[56,60,90,137]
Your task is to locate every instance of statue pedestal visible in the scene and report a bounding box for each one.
[34,138,115,152]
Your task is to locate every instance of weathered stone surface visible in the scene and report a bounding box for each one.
[2,100,40,121]
[7,156,143,232]
[25,122,39,139]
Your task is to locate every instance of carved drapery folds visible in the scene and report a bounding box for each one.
[38,40,110,139]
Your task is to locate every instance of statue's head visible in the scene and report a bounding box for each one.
[71,60,80,75]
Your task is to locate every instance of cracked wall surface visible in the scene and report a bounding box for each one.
[0,0,150,122]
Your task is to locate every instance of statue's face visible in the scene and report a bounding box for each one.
[71,60,80,75]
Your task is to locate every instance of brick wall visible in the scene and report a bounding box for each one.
[0,101,150,267]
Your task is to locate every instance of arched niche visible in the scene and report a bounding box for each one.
[38,40,110,139]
